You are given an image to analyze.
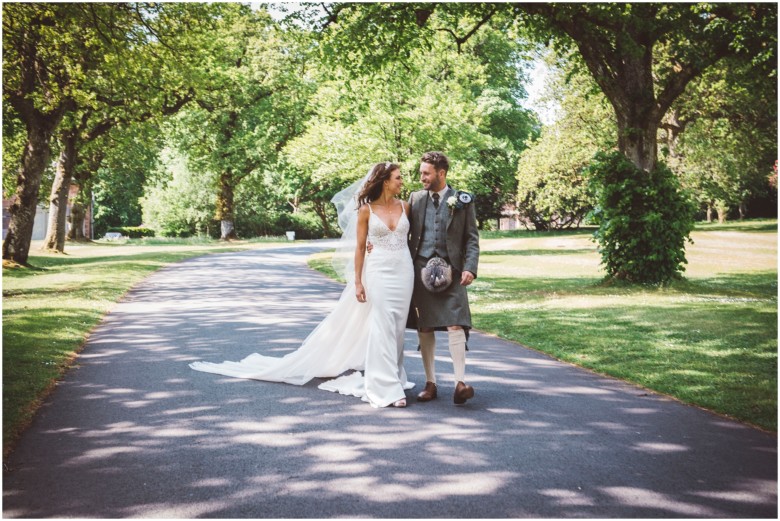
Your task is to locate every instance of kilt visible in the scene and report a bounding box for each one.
[407,256,473,332]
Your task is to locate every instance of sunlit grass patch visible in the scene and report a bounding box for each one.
[307,249,343,282]
[471,221,777,431]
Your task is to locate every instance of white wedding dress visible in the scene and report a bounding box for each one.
[189,204,414,408]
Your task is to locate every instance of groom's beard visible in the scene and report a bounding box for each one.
[425,180,445,192]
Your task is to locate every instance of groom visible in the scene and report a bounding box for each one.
[407,151,480,405]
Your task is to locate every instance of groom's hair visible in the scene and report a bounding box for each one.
[420,151,449,173]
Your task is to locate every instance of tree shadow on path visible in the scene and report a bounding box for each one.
[3,246,777,518]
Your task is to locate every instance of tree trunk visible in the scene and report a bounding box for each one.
[220,220,235,240]
[531,215,548,231]
[67,202,86,241]
[661,108,688,170]
[2,120,61,264]
[706,203,713,223]
[716,203,728,224]
[70,158,97,242]
[615,113,658,174]
[216,172,237,240]
[312,200,332,237]
[287,193,300,213]
[559,6,661,173]
[42,130,77,252]
[738,201,747,220]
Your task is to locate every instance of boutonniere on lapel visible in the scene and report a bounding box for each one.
[447,191,473,211]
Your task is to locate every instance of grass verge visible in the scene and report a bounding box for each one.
[2,238,285,456]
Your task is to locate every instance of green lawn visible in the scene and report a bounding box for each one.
[475,221,777,431]
[2,237,285,456]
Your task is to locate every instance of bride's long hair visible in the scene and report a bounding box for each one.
[356,162,399,207]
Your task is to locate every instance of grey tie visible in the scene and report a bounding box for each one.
[432,193,440,208]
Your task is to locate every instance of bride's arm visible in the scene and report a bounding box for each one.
[354,204,370,303]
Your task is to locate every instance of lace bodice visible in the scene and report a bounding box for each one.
[368,206,409,252]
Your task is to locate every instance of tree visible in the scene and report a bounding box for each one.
[677,118,771,223]
[310,3,774,172]
[171,5,313,240]
[284,12,536,231]
[39,3,219,252]
[2,106,26,199]
[3,4,79,264]
[516,52,616,230]
[42,98,192,252]
[66,145,101,241]
[90,122,162,238]
[519,3,776,174]
[141,146,217,237]
[663,57,777,222]
[468,148,520,230]
[306,2,775,283]
[2,3,211,262]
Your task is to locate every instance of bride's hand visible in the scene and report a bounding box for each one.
[355,282,367,303]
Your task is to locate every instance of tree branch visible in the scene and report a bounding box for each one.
[196,98,216,113]
[132,4,178,52]
[320,2,346,31]
[434,4,499,53]
[655,47,730,122]
[84,88,194,143]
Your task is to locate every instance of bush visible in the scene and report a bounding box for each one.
[235,210,329,240]
[586,151,696,284]
[276,212,326,240]
[107,226,156,239]
[516,145,595,231]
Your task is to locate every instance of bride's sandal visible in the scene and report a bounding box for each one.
[391,398,407,408]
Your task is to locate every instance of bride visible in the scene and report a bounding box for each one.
[190,162,414,408]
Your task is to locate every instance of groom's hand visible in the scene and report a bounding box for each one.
[366,241,373,254]
[461,271,475,286]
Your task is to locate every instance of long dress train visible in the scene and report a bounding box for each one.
[189,206,414,407]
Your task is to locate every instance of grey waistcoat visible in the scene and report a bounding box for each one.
[417,196,449,260]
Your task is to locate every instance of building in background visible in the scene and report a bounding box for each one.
[2,182,92,241]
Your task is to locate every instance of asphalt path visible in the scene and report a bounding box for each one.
[3,242,777,518]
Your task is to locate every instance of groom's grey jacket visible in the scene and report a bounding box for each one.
[407,187,480,277]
